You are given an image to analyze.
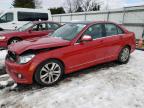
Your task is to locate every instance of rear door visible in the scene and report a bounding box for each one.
[103,23,125,60]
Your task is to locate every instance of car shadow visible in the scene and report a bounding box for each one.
[62,61,119,81]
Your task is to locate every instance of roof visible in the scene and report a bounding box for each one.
[32,21,60,24]
[63,21,116,25]
[9,8,49,11]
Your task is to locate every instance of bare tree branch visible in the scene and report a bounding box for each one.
[64,0,103,13]
[35,0,42,8]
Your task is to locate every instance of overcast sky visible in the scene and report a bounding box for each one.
[0,0,144,10]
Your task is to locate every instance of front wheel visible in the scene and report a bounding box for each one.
[34,59,64,86]
[118,46,130,64]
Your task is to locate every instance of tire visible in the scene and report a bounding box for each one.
[34,59,64,86]
[118,46,130,64]
[8,38,22,45]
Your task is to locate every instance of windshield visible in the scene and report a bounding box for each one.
[18,22,33,31]
[51,23,86,41]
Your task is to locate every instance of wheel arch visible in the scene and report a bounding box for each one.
[32,58,65,83]
[117,44,132,59]
[7,36,23,45]
[117,44,131,64]
[124,44,131,50]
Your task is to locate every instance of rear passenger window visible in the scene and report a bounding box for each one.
[47,23,60,30]
[84,24,103,39]
[18,12,35,21]
[105,24,124,36]
[35,13,48,21]
[32,23,47,31]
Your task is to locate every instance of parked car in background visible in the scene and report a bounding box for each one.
[6,21,136,86]
[0,8,52,30]
[0,21,61,49]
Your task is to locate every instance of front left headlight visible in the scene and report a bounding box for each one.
[0,36,6,40]
[18,54,35,64]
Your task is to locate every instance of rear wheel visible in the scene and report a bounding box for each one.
[118,46,130,64]
[8,38,22,45]
[34,59,64,86]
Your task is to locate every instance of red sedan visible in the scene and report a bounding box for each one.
[5,21,136,86]
[0,21,61,49]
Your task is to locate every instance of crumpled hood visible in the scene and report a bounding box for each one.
[8,36,70,55]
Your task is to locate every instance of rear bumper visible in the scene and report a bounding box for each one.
[5,60,34,84]
[131,43,136,53]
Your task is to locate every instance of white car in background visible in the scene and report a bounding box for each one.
[0,8,52,30]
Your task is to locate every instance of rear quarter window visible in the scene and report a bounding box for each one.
[35,13,48,21]
[105,23,124,36]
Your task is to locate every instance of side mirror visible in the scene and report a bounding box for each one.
[48,32,54,36]
[81,35,92,42]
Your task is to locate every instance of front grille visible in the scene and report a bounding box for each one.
[6,51,17,62]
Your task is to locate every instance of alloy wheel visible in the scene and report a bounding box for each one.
[40,62,61,84]
[120,47,130,62]
[10,39,19,44]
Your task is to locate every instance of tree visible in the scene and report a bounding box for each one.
[89,1,101,11]
[13,0,35,8]
[73,0,83,12]
[65,0,83,13]
[75,7,83,12]
[64,0,102,13]
[81,0,92,11]
[35,0,42,8]
[65,0,73,13]
[82,0,101,11]
[50,7,65,14]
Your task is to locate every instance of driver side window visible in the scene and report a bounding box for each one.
[0,13,13,23]
[84,24,103,39]
[32,23,46,31]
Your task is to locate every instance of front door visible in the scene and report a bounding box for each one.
[28,23,49,38]
[65,23,107,72]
